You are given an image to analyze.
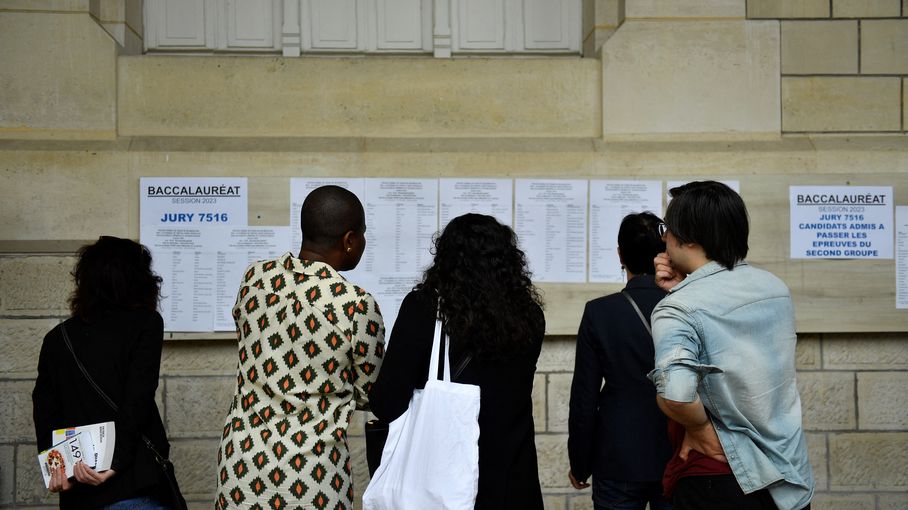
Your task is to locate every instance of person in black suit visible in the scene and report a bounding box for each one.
[33,236,175,509]
[568,212,672,510]
[369,213,545,510]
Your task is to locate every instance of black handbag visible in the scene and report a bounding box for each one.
[59,324,188,510]
[365,333,472,477]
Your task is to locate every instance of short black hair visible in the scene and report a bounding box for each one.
[664,181,749,270]
[618,212,666,275]
[300,185,365,247]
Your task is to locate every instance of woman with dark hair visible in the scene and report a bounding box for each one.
[33,236,176,509]
[369,213,545,509]
[567,212,673,510]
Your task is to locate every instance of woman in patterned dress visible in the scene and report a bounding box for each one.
[370,213,546,509]
[216,186,385,510]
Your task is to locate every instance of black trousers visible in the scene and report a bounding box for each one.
[673,475,810,510]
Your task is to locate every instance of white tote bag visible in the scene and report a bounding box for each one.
[363,319,481,510]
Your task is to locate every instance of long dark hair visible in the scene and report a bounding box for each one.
[69,236,162,320]
[417,214,543,357]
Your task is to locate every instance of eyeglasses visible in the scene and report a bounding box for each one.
[657,223,668,237]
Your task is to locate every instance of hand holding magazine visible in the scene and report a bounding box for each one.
[37,421,115,488]
[52,421,116,472]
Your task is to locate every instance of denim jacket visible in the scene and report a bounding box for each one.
[648,261,814,510]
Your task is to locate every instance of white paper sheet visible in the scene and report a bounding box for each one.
[514,179,588,283]
[144,226,290,331]
[896,206,908,309]
[353,178,438,277]
[589,180,663,283]
[439,178,513,229]
[140,177,248,243]
[347,272,422,341]
[289,178,366,253]
[790,186,893,259]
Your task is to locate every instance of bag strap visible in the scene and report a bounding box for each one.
[621,290,652,337]
[431,318,472,382]
[58,324,170,466]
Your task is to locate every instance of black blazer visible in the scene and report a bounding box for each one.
[567,275,672,482]
[369,288,545,510]
[32,309,171,509]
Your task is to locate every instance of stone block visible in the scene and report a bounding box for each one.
[568,493,594,509]
[0,444,13,505]
[348,410,368,437]
[0,1,88,12]
[543,494,568,510]
[829,432,908,490]
[747,0,830,18]
[0,256,75,315]
[0,12,116,139]
[626,0,745,18]
[861,20,908,74]
[809,493,876,510]
[538,337,577,373]
[857,372,908,430]
[0,318,59,378]
[796,334,822,370]
[160,341,238,376]
[533,373,547,432]
[879,493,908,510]
[169,438,220,501]
[348,436,369,509]
[797,372,856,430]
[806,432,828,490]
[824,334,908,369]
[0,381,37,442]
[833,0,901,17]
[0,152,131,241]
[781,21,858,74]
[536,434,570,488]
[602,20,780,138]
[118,56,601,138]
[15,443,57,506]
[547,373,573,433]
[782,77,901,132]
[164,376,234,438]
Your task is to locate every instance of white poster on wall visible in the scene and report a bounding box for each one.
[143,226,289,332]
[140,177,248,239]
[515,179,588,283]
[896,206,908,309]
[790,186,893,259]
[439,178,513,229]
[589,180,663,283]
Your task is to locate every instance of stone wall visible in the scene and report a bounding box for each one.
[1,2,907,509]
[750,0,908,133]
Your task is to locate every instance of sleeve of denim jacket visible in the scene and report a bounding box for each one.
[647,301,722,403]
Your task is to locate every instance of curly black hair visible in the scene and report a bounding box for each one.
[417,214,543,358]
[69,236,162,320]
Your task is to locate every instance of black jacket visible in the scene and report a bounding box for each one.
[369,288,545,510]
[32,309,171,509]
[568,275,672,482]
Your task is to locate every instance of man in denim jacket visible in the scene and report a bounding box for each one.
[649,181,813,510]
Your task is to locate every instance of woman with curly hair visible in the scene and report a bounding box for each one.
[33,236,178,509]
[369,213,545,509]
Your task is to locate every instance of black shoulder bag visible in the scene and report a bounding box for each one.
[59,324,188,510]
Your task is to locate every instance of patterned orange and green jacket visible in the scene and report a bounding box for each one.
[216,253,385,510]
